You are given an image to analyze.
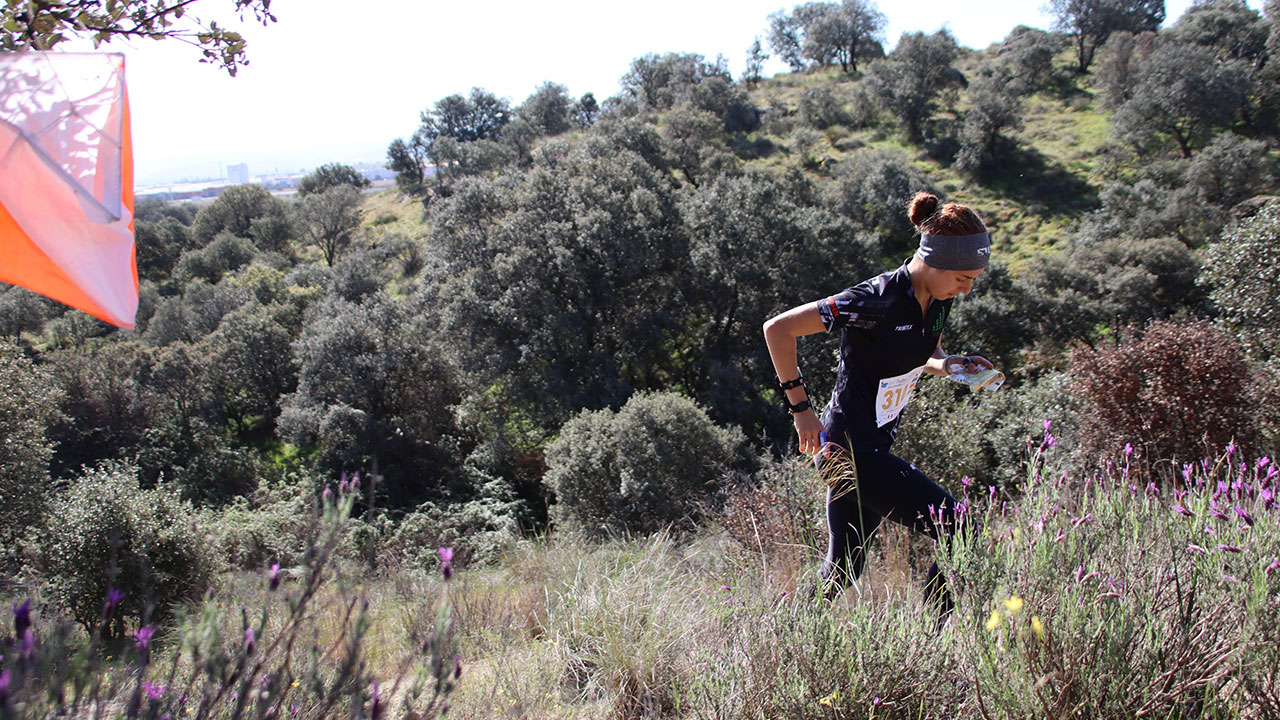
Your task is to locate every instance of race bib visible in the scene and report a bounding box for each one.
[875,366,924,427]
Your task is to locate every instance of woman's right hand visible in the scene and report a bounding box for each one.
[793,408,824,455]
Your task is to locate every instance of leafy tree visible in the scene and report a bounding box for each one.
[820,148,936,259]
[1049,0,1165,73]
[1200,200,1280,359]
[0,339,63,565]
[1094,31,1153,109]
[1018,236,1203,345]
[46,341,151,480]
[277,293,468,508]
[173,230,256,286]
[196,300,299,436]
[1184,131,1271,208]
[1,0,275,75]
[662,107,725,186]
[191,184,282,245]
[386,134,429,192]
[864,30,965,142]
[573,92,599,128]
[418,88,512,144]
[1111,38,1251,158]
[619,52,733,111]
[0,284,54,339]
[544,391,745,536]
[768,7,808,70]
[997,25,1067,94]
[296,162,371,197]
[678,168,851,434]
[426,138,689,433]
[797,86,849,129]
[1169,0,1272,131]
[143,279,252,346]
[745,37,769,88]
[295,184,363,266]
[1169,0,1269,66]
[955,67,1024,178]
[518,81,573,136]
[767,0,886,72]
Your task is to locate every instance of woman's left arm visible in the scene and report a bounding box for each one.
[923,337,993,377]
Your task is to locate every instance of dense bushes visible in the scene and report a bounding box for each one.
[545,391,746,535]
[1201,199,1280,359]
[42,462,217,633]
[0,339,62,571]
[1070,319,1270,476]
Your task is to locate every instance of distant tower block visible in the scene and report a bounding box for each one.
[227,162,250,185]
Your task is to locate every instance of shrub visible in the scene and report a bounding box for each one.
[0,339,62,573]
[1200,199,1280,360]
[4,484,461,720]
[200,474,316,569]
[42,462,218,634]
[545,391,745,536]
[1070,319,1268,476]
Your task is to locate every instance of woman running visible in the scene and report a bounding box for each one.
[762,191,994,614]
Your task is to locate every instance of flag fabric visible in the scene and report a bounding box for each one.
[0,52,137,329]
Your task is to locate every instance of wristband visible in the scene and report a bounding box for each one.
[777,373,805,391]
[786,399,812,414]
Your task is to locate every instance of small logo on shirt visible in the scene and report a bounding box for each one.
[894,324,914,331]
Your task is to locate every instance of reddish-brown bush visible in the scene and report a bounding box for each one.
[1071,319,1267,477]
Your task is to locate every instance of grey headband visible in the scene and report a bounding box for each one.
[917,231,992,271]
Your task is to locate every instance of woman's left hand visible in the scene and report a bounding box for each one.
[945,354,994,374]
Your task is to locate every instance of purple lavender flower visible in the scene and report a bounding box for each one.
[1266,558,1279,576]
[1234,506,1254,527]
[1257,456,1271,471]
[438,547,454,580]
[145,682,165,701]
[134,625,155,649]
[1217,544,1243,554]
[1173,505,1194,518]
[1209,500,1229,521]
[1125,443,1133,458]
[244,627,256,653]
[369,681,382,720]
[1263,488,1275,510]
[12,599,31,636]
[961,476,972,490]
[269,563,281,591]
[1071,514,1094,527]
[1227,442,1236,457]
[1043,419,1052,433]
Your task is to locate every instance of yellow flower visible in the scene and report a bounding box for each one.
[1031,615,1045,640]
[819,690,840,707]
[985,609,1001,631]
[1004,595,1024,614]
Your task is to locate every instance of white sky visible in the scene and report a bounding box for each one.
[93,0,1262,185]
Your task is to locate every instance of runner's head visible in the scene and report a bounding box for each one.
[907,192,990,298]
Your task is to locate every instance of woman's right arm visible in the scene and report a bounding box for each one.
[763,302,828,454]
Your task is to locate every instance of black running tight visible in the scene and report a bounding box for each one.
[818,447,961,615]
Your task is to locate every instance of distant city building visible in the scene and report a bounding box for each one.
[227,162,250,185]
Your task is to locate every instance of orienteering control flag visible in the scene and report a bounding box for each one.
[0,52,137,329]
